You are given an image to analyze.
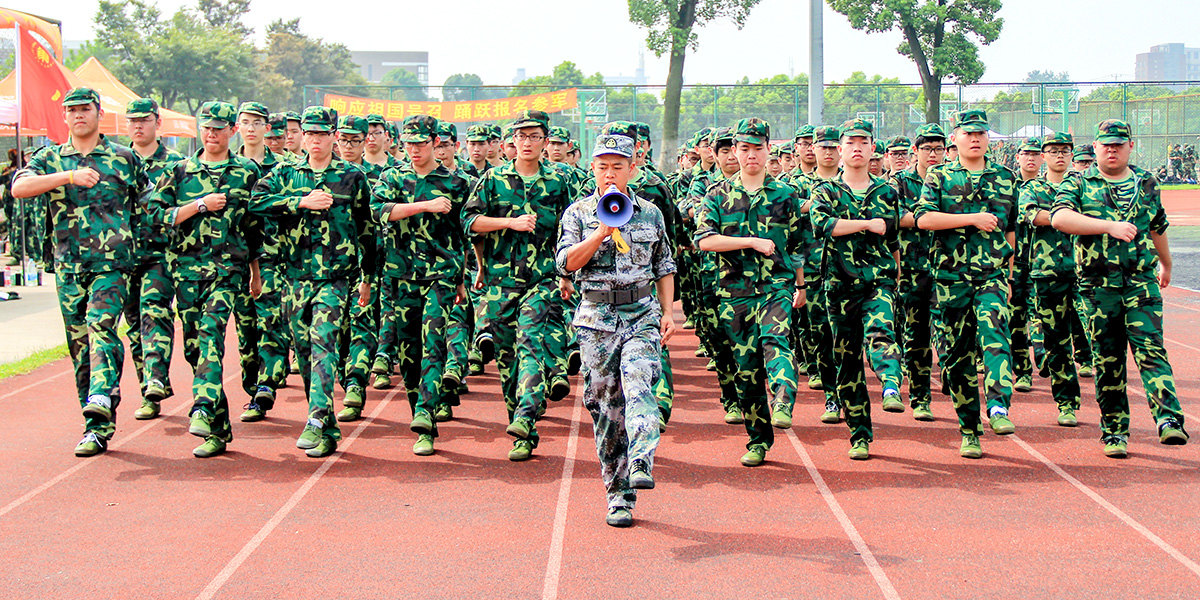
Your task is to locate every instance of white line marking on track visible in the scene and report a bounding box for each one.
[195,388,399,600]
[784,429,902,600]
[540,389,585,600]
[1011,435,1200,579]
[0,368,70,400]
[0,370,238,519]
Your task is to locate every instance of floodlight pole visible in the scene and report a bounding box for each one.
[808,0,824,126]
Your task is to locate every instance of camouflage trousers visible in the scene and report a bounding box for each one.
[286,277,353,441]
[444,289,474,382]
[545,290,573,395]
[931,277,1014,435]
[1078,280,1187,441]
[827,281,903,444]
[175,274,258,441]
[255,263,291,396]
[897,269,934,407]
[340,275,380,396]
[715,287,797,450]
[579,307,663,510]
[1008,264,1041,379]
[122,260,175,400]
[692,283,738,411]
[374,276,399,367]
[58,270,129,438]
[802,273,839,407]
[1031,276,1084,411]
[480,280,560,447]
[393,278,456,435]
[469,281,492,366]
[676,249,696,323]
[4,193,45,263]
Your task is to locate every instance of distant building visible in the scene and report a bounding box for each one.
[352,51,429,84]
[1135,43,1200,82]
[604,52,648,86]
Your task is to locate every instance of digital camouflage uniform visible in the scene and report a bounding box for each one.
[462,111,573,453]
[811,169,902,446]
[152,140,263,445]
[371,115,473,439]
[16,108,150,444]
[694,121,802,456]
[1052,155,1187,445]
[914,147,1019,437]
[251,107,375,448]
[124,124,185,406]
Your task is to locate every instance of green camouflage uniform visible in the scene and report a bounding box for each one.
[1052,158,1187,443]
[239,145,290,396]
[811,169,902,445]
[914,156,1018,436]
[462,112,573,450]
[16,125,150,440]
[557,177,675,511]
[894,166,935,410]
[152,144,263,443]
[694,132,802,452]
[125,137,184,402]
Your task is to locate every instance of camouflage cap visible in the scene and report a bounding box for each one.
[510,109,550,132]
[401,114,438,143]
[501,125,514,141]
[267,112,287,136]
[712,127,735,147]
[337,115,369,136]
[769,145,783,158]
[733,118,770,145]
[1073,145,1095,160]
[780,141,794,154]
[437,120,457,142]
[955,109,990,133]
[794,124,816,140]
[198,101,237,129]
[548,125,571,143]
[592,134,634,159]
[386,122,400,142]
[1018,137,1042,153]
[813,125,841,147]
[570,140,580,153]
[914,122,947,141]
[284,110,302,123]
[886,135,911,151]
[63,87,101,107]
[840,117,874,140]
[126,97,159,119]
[1095,119,1132,144]
[873,140,886,158]
[300,106,338,132]
[1041,131,1073,149]
[600,120,638,140]
[466,125,490,142]
[634,122,651,143]
[238,101,269,119]
[488,124,502,140]
[692,127,714,145]
[365,113,387,126]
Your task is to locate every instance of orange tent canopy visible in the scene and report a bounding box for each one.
[0,57,196,138]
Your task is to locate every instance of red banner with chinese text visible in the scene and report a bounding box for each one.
[322,88,578,123]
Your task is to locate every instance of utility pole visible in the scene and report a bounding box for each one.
[808,0,824,126]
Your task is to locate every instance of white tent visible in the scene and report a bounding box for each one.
[0,98,17,124]
[1010,124,1054,139]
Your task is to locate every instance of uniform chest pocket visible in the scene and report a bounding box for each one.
[628,229,658,266]
[586,223,615,267]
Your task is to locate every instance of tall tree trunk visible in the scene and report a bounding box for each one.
[660,39,687,174]
[923,77,941,125]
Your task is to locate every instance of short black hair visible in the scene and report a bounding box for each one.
[913,134,945,148]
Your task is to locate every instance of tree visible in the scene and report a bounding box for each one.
[65,41,114,70]
[443,73,505,101]
[196,0,252,38]
[382,68,428,101]
[260,18,366,109]
[827,0,1003,123]
[1025,70,1070,83]
[629,0,763,171]
[511,61,604,95]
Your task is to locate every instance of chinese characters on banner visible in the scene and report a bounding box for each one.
[322,88,578,123]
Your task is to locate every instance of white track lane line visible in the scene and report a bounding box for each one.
[0,367,71,400]
[1011,435,1200,579]
[784,429,902,600]
[540,395,584,600]
[195,387,399,600]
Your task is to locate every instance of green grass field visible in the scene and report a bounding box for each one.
[1161,184,1200,190]
[0,344,68,380]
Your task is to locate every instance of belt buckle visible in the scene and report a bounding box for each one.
[615,289,631,304]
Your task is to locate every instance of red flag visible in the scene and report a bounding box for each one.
[18,25,70,143]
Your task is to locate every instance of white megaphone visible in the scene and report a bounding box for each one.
[598,184,632,253]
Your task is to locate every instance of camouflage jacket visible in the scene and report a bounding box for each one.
[790,170,839,279]
[694,174,802,298]
[371,164,472,283]
[810,174,899,285]
[135,141,186,263]
[913,158,1018,282]
[1019,177,1075,279]
[15,135,151,274]
[151,150,262,281]
[556,193,676,332]
[239,148,284,265]
[1051,164,1167,287]
[462,159,573,288]
[250,157,375,282]
[893,168,932,274]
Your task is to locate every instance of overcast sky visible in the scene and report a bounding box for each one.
[12,0,1198,88]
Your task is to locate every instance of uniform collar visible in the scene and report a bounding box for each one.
[59,134,115,157]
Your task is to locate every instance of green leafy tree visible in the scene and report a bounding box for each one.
[629,0,763,170]
[382,67,429,101]
[1025,70,1070,83]
[827,0,1003,123]
[511,61,604,96]
[260,18,366,108]
[196,0,252,38]
[65,40,114,70]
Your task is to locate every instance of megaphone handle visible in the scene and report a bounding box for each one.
[611,228,631,254]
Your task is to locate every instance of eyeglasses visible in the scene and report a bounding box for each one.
[366,131,388,139]
[888,151,908,158]
[1044,149,1072,157]
[514,133,545,142]
[795,140,813,148]
[240,120,267,129]
[338,137,365,148]
[917,146,946,153]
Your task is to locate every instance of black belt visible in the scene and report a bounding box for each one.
[583,283,654,305]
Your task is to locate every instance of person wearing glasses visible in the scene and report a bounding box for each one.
[462,110,575,462]
[894,123,946,421]
[123,97,184,422]
[885,135,911,179]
